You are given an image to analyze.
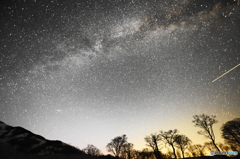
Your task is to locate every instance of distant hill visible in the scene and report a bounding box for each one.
[0,121,84,158]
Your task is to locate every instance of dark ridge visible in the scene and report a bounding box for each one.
[0,121,84,155]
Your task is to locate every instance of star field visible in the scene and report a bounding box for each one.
[0,0,240,153]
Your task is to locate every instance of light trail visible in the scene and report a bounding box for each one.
[212,63,240,82]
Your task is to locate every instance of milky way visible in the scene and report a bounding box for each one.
[1,0,240,153]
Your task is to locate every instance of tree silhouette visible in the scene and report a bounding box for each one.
[175,134,191,158]
[192,114,220,151]
[144,133,163,159]
[188,144,197,157]
[203,142,216,151]
[106,134,128,158]
[121,143,134,159]
[130,149,140,159]
[137,148,154,159]
[194,144,205,157]
[218,142,230,152]
[83,144,101,156]
[221,118,240,147]
[188,144,205,157]
[159,129,178,159]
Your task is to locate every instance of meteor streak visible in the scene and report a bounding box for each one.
[212,63,240,82]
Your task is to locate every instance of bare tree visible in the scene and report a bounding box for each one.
[175,135,191,158]
[159,129,178,159]
[221,118,240,148]
[83,144,101,156]
[188,144,205,157]
[204,142,216,151]
[188,145,197,157]
[194,144,205,157]
[131,149,143,159]
[121,143,134,159]
[145,133,163,159]
[217,142,230,152]
[106,134,128,157]
[192,114,220,151]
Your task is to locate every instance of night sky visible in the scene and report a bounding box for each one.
[0,0,240,154]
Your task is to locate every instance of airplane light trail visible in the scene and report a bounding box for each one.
[212,63,240,82]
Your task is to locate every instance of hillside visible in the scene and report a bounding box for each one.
[0,121,87,159]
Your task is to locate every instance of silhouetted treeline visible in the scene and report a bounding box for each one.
[93,114,240,159]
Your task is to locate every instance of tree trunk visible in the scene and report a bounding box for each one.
[154,139,162,159]
[211,138,220,151]
[154,150,162,159]
[181,148,185,159]
[171,144,177,159]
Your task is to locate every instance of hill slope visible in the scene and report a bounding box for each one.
[0,121,83,157]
